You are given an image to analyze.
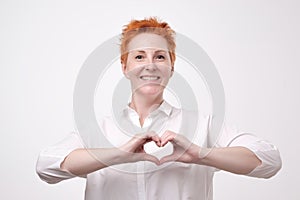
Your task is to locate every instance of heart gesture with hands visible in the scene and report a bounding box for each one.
[120,130,202,166]
[119,131,161,165]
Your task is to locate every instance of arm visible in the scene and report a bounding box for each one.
[160,130,281,177]
[61,132,161,176]
[36,132,84,184]
[198,146,261,175]
[37,132,160,183]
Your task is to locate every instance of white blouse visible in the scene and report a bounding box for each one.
[36,101,281,200]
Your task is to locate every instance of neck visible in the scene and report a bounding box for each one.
[129,92,164,126]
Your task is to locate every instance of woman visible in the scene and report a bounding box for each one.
[36,17,282,200]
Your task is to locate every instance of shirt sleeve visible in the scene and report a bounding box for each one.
[36,132,85,184]
[216,124,282,178]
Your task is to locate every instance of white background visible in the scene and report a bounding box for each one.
[1,0,299,199]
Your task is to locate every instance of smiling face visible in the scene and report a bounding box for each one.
[122,33,173,96]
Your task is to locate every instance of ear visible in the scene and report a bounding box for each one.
[122,62,130,79]
[170,66,174,77]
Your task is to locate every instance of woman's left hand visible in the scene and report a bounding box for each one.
[160,130,201,165]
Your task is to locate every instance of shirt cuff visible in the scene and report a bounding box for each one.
[244,141,282,178]
[36,132,84,184]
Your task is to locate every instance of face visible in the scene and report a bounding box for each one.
[122,33,173,96]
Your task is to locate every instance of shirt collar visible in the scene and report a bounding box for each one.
[123,100,173,118]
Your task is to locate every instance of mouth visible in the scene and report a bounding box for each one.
[139,75,160,81]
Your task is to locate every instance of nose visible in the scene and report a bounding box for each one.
[143,54,158,71]
[144,63,157,71]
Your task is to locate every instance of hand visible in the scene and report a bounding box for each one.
[119,131,161,165]
[160,130,201,165]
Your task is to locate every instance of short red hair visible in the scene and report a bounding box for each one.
[120,17,176,68]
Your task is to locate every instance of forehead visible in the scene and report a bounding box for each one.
[127,33,169,52]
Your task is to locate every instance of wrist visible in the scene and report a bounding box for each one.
[89,147,125,167]
[107,147,128,166]
[199,148,211,159]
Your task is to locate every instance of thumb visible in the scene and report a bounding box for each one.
[159,154,176,165]
[139,153,160,165]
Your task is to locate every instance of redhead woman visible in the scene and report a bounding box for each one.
[36,17,281,200]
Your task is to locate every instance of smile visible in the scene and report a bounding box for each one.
[140,76,160,80]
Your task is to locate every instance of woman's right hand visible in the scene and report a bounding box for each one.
[118,131,161,165]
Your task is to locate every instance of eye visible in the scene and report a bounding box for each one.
[135,55,144,60]
[156,55,165,60]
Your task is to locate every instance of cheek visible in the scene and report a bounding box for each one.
[161,66,172,77]
[125,60,139,72]
[124,66,142,80]
[159,70,172,85]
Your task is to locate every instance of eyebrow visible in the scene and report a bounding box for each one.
[155,50,168,54]
[131,49,168,54]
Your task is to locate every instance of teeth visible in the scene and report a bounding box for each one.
[140,76,160,80]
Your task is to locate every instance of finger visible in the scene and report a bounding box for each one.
[161,131,176,147]
[145,131,161,147]
[140,153,160,165]
[121,133,152,152]
[150,134,161,147]
[131,133,147,145]
[159,154,177,165]
[173,134,193,149]
[160,131,171,146]
[133,132,155,145]
[161,135,174,147]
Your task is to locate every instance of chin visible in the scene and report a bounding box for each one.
[137,85,164,96]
